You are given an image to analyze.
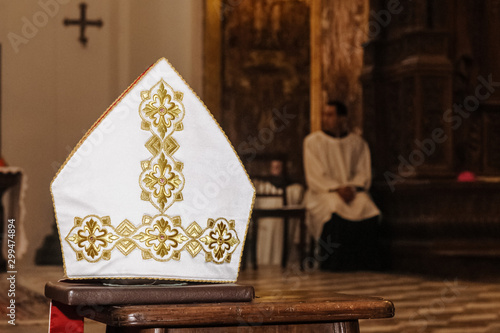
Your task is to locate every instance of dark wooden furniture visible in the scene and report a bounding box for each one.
[45,281,394,333]
[362,1,500,180]
[0,171,22,272]
[45,281,255,305]
[240,154,307,270]
[372,179,500,278]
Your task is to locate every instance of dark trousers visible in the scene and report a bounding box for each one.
[318,213,381,271]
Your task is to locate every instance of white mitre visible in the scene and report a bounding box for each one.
[51,58,255,282]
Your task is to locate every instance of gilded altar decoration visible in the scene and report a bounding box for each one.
[65,215,240,264]
[139,79,185,213]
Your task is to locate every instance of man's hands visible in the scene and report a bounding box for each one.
[337,186,355,204]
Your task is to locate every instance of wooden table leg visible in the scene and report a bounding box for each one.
[281,217,289,268]
[299,214,306,271]
[252,217,258,270]
[333,321,360,333]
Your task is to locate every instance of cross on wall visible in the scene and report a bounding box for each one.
[63,2,103,47]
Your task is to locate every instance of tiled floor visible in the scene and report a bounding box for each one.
[241,268,500,333]
[1,265,500,332]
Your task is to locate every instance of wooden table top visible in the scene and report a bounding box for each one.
[85,291,394,328]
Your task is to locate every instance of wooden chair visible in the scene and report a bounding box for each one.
[240,153,307,270]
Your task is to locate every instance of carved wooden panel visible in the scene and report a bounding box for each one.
[419,76,449,168]
[450,0,500,175]
[362,0,456,178]
[372,179,500,276]
[487,0,500,99]
[221,0,310,181]
[321,0,368,130]
[483,108,500,174]
[399,77,416,161]
[385,80,401,168]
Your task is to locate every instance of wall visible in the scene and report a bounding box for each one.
[0,0,203,265]
[128,1,203,96]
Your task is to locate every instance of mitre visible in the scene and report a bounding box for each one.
[51,58,255,282]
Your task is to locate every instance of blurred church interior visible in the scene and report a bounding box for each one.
[1,0,500,332]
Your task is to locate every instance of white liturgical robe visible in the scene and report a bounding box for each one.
[303,131,380,239]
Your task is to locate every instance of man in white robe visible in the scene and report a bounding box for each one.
[303,100,381,271]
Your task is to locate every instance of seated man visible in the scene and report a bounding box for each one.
[303,100,381,271]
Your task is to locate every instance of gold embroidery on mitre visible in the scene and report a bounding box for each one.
[66,215,241,264]
[74,217,83,227]
[141,120,151,131]
[185,222,203,238]
[174,123,183,131]
[65,216,119,262]
[64,76,245,264]
[163,137,180,155]
[186,240,202,257]
[133,216,189,261]
[199,218,240,265]
[141,191,150,201]
[140,152,184,212]
[139,79,185,213]
[141,160,151,171]
[142,249,153,260]
[140,90,150,101]
[102,250,112,261]
[102,216,111,226]
[145,135,162,156]
[174,91,184,101]
[185,222,203,257]
[116,239,136,256]
[115,221,138,256]
[142,214,153,225]
[139,81,185,139]
[115,219,137,237]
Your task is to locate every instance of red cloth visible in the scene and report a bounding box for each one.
[457,171,476,182]
[48,301,84,333]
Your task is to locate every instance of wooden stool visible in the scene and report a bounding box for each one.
[45,281,394,332]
